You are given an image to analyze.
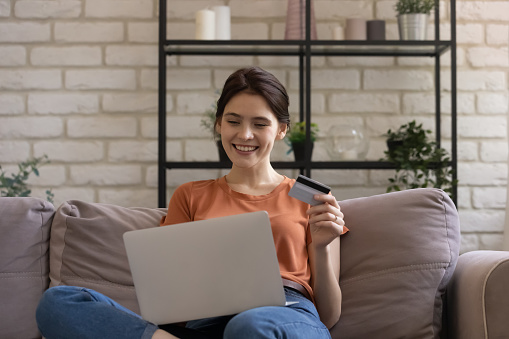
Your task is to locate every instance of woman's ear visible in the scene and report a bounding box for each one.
[276,124,288,140]
[215,120,221,135]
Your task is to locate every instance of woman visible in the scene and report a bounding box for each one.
[36,66,347,339]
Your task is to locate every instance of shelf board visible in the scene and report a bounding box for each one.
[164,40,451,57]
[165,161,398,170]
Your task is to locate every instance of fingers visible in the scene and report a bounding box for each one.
[307,193,344,226]
[312,194,340,208]
[308,211,345,227]
[307,194,342,217]
[309,215,344,240]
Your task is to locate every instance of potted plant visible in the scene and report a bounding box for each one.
[285,122,319,161]
[0,155,54,203]
[382,120,456,198]
[395,0,435,40]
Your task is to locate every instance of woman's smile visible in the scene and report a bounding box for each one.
[233,144,259,152]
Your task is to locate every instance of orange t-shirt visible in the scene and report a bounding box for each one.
[160,175,341,302]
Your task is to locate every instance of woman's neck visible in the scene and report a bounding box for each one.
[225,166,284,195]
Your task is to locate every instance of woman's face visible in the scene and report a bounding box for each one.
[216,92,287,170]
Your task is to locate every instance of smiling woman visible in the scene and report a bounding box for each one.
[36,67,347,339]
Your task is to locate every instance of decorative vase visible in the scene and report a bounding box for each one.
[284,0,317,40]
[326,124,369,161]
[292,142,313,162]
[345,18,367,40]
[398,14,429,40]
[367,20,386,41]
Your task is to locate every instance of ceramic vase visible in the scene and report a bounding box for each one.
[284,0,317,40]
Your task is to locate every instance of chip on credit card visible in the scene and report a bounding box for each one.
[288,175,331,206]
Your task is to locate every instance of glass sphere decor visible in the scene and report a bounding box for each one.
[326,124,369,161]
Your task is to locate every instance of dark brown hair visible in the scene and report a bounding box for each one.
[215,66,290,130]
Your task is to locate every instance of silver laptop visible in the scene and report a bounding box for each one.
[123,211,287,325]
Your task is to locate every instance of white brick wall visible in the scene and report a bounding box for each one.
[0,95,25,114]
[0,0,10,17]
[14,1,82,19]
[0,0,507,252]
[0,70,61,90]
[31,47,102,66]
[0,46,26,66]
[85,0,153,19]
[0,23,50,42]
[28,93,99,114]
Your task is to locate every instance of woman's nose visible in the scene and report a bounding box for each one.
[239,125,254,140]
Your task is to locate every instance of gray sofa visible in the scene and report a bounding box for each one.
[1,188,508,339]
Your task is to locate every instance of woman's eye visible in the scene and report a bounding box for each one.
[227,120,240,125]
[255,124,268,128]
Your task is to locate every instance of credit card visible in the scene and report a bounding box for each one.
[288,175,331,206]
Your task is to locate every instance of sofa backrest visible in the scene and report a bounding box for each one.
[0,197,54,338]
[332,188,460,339]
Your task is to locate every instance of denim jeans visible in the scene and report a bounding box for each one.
[36,285,331,339]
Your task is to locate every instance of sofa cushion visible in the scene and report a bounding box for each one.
[49,200,167,314]
[331,188,460,339]
[0,197,54,338]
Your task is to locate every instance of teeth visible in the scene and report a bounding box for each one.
[235,145,257,152]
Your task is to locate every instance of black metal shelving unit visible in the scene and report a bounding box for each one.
[158,0,457,207]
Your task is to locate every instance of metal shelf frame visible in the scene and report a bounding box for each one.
[158,0,457,207]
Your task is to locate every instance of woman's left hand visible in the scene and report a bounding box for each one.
[306,194,345,248]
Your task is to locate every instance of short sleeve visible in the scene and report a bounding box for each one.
[160,182,193,226]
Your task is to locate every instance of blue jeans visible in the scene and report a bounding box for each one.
[36,286,331,339]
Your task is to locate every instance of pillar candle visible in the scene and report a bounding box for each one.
[345,18,367,40]
[195,9,215,40]
[367,20,386,40]
[333,26,344,40]
[213,6,231,40]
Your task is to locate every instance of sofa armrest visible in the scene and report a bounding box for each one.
[0,197,54,338]
[447,250,509,339]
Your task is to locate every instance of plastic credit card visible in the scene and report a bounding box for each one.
[288,175,331,206]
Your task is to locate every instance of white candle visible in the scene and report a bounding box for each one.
[333,26,344,40]
[195,9,215,40]
[341,150,358,160]
[213,6,231,40]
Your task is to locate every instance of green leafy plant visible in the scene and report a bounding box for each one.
[286,122,319,144]
[394,0,435,15]
[285,122,319,155]
[382,120,456,197]
[0,155,54,203]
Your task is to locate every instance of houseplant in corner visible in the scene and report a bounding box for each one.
[285,122,319,161]
[395,0,435,40]
[0,155,54,203]
[382,120,456,198]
